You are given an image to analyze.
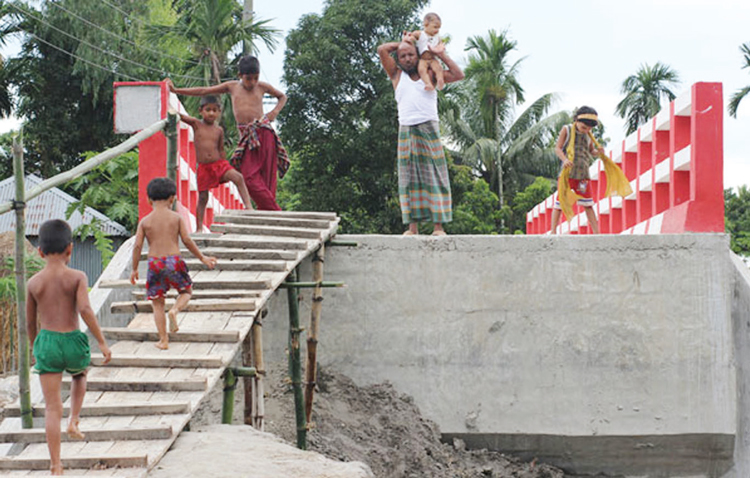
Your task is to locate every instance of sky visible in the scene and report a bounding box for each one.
[2,0,749,189]
[251,0,750,190]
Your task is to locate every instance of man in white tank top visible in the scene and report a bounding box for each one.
[377,35,464,235]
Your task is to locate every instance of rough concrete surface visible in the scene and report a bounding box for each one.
[260,234,736,476]
[146,424,374,478]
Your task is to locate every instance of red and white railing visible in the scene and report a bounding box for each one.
[114,81,244,232]
[526,82,724,235]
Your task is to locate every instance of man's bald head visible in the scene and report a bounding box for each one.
[396,41,418,74]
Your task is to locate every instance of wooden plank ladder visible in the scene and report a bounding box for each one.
[0,210,340,476]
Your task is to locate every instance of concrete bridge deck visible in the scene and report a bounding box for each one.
[0,210,339,476]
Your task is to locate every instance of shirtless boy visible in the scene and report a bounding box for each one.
[130,177,217,349]
[27,219,112,475]
[177,96,252,231]
[167,55,290,210]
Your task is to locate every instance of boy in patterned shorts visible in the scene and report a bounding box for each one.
[130,177,217,349]
[27,219,112,475]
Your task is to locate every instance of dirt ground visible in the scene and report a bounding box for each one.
[255,361,567,478]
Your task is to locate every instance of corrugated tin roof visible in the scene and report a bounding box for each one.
[0,174,130,236]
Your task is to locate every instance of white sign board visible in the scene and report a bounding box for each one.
[114,85,162,134]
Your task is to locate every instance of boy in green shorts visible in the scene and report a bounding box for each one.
[26,219,112,476]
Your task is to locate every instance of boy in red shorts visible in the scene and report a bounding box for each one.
[130,177,217,349]
[178,96,252,232]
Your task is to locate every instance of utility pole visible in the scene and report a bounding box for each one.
[243,0,253,55]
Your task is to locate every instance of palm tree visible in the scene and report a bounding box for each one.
[442,30,561,217]
[728,42,750,118]
[148,0,280,86]
[615,62,680,134]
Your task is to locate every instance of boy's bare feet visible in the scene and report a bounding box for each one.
[168,309,180,333]
[431,229,447,236]
[155,340,169,350]
[402,230,416,236]
[50,463,64,475]
[67,418,85,440]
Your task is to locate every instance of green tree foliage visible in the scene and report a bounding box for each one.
[509,176,553,234]
[615,62,680,135]
[441,29,563,231]
[279,0,428,233]
[728,42,750,118]
[725,186,750,255]
[65,150,140,234]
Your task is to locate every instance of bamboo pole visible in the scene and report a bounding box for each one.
[279,281,344,289]
[12,135,32,429]
[251,310,266,430]
[165,112,178,185]
[242,331,253,426]
[0,119,168,216]
[221,368,236,425]
[286,267,307,449]
[304,245,325,425]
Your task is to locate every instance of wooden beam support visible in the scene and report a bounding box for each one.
[183,259,288,272]
[211,223,322,240]
[0,426,172,443]
[98,279,272,290]
[140,248,298,261]
[131,290,262,301]
[220,210,338,221]
[62,378,206,392]
[101,328,240,343]
[279,281,344,289]
[3,402,191,418]
[90,354,224,368]
[191,236,308,251]
[214,214,331,230]
[0,455,148,470]
[110,298,256,314]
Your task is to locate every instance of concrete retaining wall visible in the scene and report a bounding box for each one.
[262,234,736,476]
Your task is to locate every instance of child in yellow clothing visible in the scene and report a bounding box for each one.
[550,106,605,234]
[27,219,112,475]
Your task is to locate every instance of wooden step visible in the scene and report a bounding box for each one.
[184,258,288,272]
[191,235,309,250]
[101,327,240,343]
[131,289,261,301]
[214,214,332,229]
[91,354,224,368]
[210,223,323,240]
[99,278,272,290]
[110,298,256,314]
[3,402,191,418]
[0,455,148,470]
[220,209,339,221]
[140,248,298,261]
[62,377,206,392]
[0,425,172,443]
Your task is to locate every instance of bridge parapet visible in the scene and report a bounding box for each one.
[527,82,724,235]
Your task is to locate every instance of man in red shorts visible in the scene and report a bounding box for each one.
[178,96,252,231]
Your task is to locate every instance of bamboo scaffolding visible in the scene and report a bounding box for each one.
[222,367,256,424]
[251,310,266,430]
[165,112,178,185]
[0,119,168,216]
[304,245,325,425]
[286,267,307,449]
[242,330,253,426]
[12,136,32,429]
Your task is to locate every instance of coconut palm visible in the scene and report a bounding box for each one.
[442,30,561,216]
[615,62,680,134]
[148,0,280,86]
[728,42,750,118]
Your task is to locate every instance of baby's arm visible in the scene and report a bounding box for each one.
[168,78,232,97]
[179,218,217,268]
[261,83,287,122]
[76,272,111,364]
[130,222,145,284]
